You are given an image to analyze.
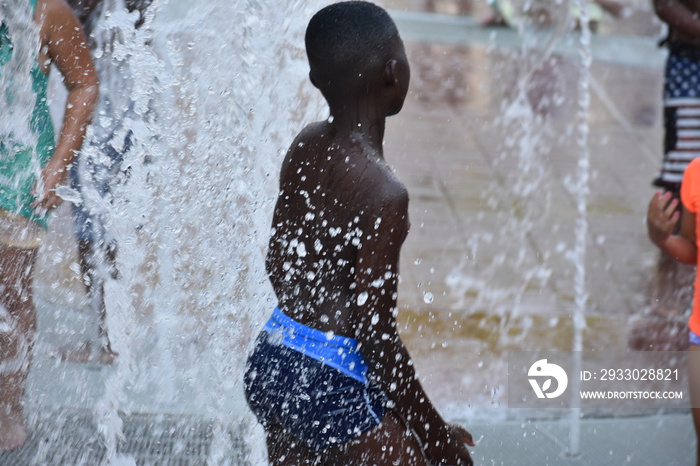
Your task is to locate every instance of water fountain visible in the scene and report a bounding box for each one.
[3,0,328,463]
[392,0,675,459]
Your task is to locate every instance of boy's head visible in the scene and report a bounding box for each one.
[305,1,408,110]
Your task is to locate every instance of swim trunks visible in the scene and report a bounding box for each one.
[0,0,55,233]
[655,41,700,190]
[690,330,700,347]
[243,307,387,451]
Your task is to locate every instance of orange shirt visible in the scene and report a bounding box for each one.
[680,157,700,336]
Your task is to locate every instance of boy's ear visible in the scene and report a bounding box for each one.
[384,59,398,85]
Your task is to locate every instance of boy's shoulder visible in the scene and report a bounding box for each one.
[294,120,330,144]
[286,120,408,204]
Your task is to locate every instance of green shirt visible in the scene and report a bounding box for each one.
[0,0,56,229]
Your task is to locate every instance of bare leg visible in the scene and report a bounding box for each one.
[458,0,473,16]
[57,239,116,364]
[0,245,37,450]
[265,424,323,466]
[264,410,427,466]
[335,410,427,466]
[689,346,700,466]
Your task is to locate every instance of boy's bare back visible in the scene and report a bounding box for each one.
[266,120,409,336]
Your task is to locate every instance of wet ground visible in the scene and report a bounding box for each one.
[2,1,697,464]
[381,0,683,409]
[383,0,697,461]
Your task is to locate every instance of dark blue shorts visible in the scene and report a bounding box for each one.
[243,309,387,451]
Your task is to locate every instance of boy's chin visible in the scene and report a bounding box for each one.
[387,103,404,116]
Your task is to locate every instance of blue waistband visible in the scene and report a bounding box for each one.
[263,307,369,384]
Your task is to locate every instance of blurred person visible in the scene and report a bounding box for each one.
[56,0,151,365]
[647,160,700,465]
[652,0,700,191]
[0,0,98,450]
[645,0,700,328]
[425,0,473,15]
[482,0,626,30]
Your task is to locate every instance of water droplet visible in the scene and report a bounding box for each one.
[296,241,306,257]
[423,292,434,304]
[357,292,368,306]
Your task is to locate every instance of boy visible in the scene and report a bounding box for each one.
[244,2,475,465]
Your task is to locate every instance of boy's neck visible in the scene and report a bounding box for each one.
[327,101,386,151]
[329,95,387,150]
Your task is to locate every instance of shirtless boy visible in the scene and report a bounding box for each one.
[244,2,474,465]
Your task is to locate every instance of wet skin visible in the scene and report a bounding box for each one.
[0,0,97,451]
[264,33,474,465]
[653,0,700,46]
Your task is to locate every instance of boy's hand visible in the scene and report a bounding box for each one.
[647,191,679,247]
[423,423,474,466]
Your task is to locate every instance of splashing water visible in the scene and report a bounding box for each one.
[446,0,574,345]
[12,0,329,463]
[0,1,39,146]
[569,0,593,457]
[0,2,42,184]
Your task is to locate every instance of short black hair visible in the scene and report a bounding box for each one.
[305,1,400,89]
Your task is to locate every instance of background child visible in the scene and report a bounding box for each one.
[647,157,700,465]
[0,0,98,450]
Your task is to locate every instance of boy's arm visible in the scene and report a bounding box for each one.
[353,189,474,466]
[647,191,697,264]
[653,0,700,40]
